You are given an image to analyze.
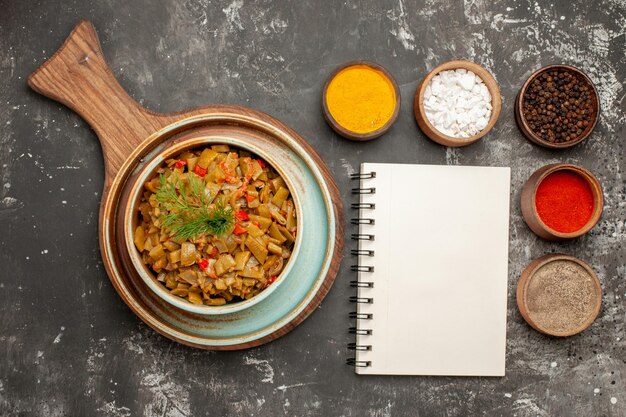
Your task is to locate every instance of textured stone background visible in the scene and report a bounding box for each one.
[0,0,624,416]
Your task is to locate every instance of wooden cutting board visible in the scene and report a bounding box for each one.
[28,20,344,349]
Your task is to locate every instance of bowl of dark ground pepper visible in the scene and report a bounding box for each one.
[515,65,599,149]
[517,254,602,337]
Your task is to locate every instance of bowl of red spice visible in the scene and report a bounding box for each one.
[515,65,599,148]
[521,163,603,240]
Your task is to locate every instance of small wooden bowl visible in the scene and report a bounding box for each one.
[521,163,603,240]
[322,60,400,141]
[514,64,600,149]
[413,60,501,147]
[517,254,602,337]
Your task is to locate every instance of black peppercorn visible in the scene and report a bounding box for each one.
[522,69,596,143]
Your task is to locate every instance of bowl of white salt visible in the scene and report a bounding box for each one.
[413,60,501,147]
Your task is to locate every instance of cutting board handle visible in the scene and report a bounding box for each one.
[28,20,171,179]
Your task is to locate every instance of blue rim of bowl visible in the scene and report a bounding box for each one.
[101,110,339,348]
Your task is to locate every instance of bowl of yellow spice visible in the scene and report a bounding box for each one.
[322,61,400,141]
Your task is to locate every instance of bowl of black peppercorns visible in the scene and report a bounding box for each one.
[515,65,599,149]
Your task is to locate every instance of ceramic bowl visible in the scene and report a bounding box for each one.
[322,60,401,141]
[514,64,599,149]
[124,135,303,315]
[516,254,602,337]
[520,163,603,240]
[413,60,501,147]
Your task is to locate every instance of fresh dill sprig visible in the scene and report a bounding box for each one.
[155,173,234,239]
[165,199,234,239]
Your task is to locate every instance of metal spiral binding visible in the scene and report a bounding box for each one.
[351,249,374,256]
[346,358,371,367]
[350,280,373,288]
[351,234,374,241]
[349,327,372,335]
[350,218,375,225]
[349,172,376,180]
[350,265,374,272]
[352,187,376,194]
[347,171,376,368]
[349,296,373,303]
[351,202,375,209]
[349,312,373,319]
[348,343,372,351]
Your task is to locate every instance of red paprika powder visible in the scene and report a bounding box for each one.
[535,170,594,233]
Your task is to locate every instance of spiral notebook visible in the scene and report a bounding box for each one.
[348,163,511,376]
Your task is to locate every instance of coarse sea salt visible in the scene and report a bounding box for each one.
[423,68,492,138]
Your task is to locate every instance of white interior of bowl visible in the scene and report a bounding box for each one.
[124,136,304,315]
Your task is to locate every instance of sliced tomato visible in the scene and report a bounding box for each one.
[194,165,208,177]
[235,209,250,222]
[198,259,209,270]
[233,224,247,235]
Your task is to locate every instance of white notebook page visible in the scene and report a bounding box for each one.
[355,163,510,376]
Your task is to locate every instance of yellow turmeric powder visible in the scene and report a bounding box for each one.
[325,65,397,134]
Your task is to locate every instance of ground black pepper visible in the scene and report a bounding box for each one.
[522,69,596,144]
[525,259,599,335]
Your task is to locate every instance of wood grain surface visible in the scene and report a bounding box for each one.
[27,21,174,181]
[27,20,344,350]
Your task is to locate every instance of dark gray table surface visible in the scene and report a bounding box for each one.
[1,0,624,416]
